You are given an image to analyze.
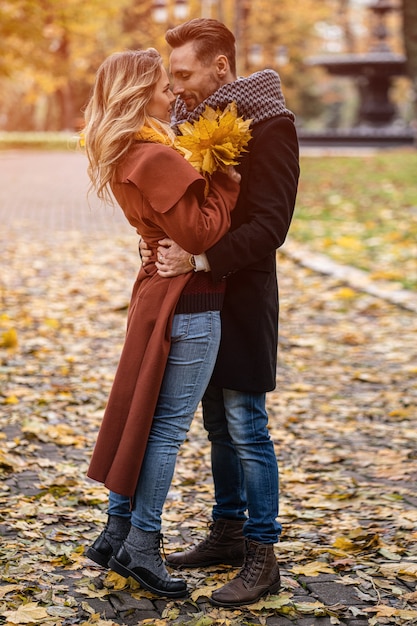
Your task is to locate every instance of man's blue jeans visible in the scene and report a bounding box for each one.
[202,384,281,544]
[108,311,221,531]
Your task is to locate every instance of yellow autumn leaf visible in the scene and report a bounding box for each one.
[291,561,335,576]
[190,581,225,602]
[3,601,50,623]
[250,593,292,610]
[389,407,414,419]
[335,235,363,251]
[294,600,328,614]
[379,561,417,579]
[160,606,180,622]
[44,317,60,328]
[335,287,358,300]
[103,570,130,590]
[370,269,404,281]
[21,420,83,446]
[333,536,355,551]
[333,528,380,553]
[3,395,19,404]
[364,605,417,620]
[0,584,17,598]
[1,328,18,348]
[175,102,252,178]
[0,449,17,471]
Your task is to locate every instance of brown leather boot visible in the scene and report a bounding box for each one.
[209,539,281,607]
[165,519,245,569]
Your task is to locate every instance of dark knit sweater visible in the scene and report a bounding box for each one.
[175,272,225,314]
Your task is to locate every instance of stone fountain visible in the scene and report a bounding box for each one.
[298,0,415,147]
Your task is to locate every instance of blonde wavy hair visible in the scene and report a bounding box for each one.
[83,48,175,204]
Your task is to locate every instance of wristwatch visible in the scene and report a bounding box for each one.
[189,255,196,270]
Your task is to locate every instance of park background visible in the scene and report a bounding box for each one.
[0,0,416,135]
[1,1,417,626]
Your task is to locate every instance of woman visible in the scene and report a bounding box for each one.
[83,48,240,598]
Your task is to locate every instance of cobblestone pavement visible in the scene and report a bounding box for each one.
[1,150,416,626]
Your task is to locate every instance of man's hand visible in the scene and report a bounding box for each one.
[224,165,241,184]
[156,239,192,277]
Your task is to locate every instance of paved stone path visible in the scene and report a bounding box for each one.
[1,150,416,626]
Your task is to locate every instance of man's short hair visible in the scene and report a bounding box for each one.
[166,18,236,76]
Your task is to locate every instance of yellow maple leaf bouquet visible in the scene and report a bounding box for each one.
[174,102,252,182]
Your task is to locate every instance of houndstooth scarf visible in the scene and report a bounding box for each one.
[172,69,295,129]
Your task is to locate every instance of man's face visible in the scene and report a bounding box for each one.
[169,41,224,111]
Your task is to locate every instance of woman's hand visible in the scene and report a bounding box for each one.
[138,237,152,266]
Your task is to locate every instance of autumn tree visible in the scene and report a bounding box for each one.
[0,0,355,131]
[0,0,134,130]
[237,0,332,119]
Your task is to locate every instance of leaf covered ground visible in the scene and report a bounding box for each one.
[0,151,417,625]
[294,150,417,290]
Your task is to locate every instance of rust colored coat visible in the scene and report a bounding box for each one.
[87,142,239,497]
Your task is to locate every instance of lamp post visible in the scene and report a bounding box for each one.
[152,0,168,24]
[248,44,263,68]
[151,0,189,60]
[173,0,189,20]
[275,45,288,67]
[152,0,189,25]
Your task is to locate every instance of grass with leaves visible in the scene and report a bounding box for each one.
[0,131,78,150]
[294,149,417,290]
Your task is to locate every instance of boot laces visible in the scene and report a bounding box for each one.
[154,532,164,566]
[197,522,221,550]
[237,543,259,584]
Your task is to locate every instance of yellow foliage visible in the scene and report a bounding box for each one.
[175,102,252,178]
[3,601,50,624]
[103,570,129,590]
[4,395,19,404]
[379,561,417,580]
[1,328,18,348]
[291,561,335,576]
[333,536,355,551]
[334,287,358,300]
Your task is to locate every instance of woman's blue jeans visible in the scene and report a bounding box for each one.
[108,311,221,531]
[202,384,281,544]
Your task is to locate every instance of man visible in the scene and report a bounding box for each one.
[144,18,299,607]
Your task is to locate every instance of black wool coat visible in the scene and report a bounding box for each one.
[206,115,300,393]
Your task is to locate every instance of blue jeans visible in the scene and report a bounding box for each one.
[108,311,221,531]
[202,384,281,544]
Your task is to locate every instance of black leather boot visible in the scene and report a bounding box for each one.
[166,518,245,569]
[86,515,130,568]
[109,526,188,598]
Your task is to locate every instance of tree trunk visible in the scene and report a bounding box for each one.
[56,83,75,131]
[402,0,417,138]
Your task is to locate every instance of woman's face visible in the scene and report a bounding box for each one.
[147,66,176,122]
